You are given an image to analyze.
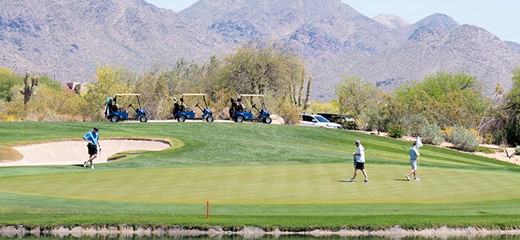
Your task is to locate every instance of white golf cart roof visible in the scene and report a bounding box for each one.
[238,94,264,97]
[181,93,207,96]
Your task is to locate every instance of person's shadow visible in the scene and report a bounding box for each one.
[393,178,409,182]
[337,179,355,182]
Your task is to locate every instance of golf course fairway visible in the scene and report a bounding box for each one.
[0,122,519,230]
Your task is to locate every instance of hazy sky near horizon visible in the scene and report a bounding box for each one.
[144,0,520,43]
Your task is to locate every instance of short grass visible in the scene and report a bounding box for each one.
[0,122,519,229]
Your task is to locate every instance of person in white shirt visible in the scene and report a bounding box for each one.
[348,140,368,182]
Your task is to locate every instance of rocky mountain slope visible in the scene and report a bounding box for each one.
[1,0,519,100]
[0,0,222,81]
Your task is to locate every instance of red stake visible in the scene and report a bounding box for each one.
[206,200,210,219]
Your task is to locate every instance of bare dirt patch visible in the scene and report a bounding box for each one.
[0,139,170,167]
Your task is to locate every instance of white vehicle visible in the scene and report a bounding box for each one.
[300,113,342,129]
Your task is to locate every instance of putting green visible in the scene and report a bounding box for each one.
[1,164,518,204]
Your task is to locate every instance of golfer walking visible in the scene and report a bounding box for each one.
[405,141,420,181]
[83,127,101,169]
[348,140,368,182]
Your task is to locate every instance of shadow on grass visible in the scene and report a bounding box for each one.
[337,179,353,182]
[393,178,409,182]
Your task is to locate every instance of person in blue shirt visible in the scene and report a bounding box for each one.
[405,141,420,181]
[83,127,101,169]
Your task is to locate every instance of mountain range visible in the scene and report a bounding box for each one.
[1,0,519,101]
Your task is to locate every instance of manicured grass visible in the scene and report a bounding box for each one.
[0,122,519,229]
[1,164,519,204]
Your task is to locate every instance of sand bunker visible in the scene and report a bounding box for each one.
[0,139,170,167]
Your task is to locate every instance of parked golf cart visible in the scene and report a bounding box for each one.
[104,94,147,123]
[172,93,214,122]
[232,94,271,124]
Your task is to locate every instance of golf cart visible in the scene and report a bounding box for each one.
[104,94,147,123]
[231,94,271,124]
[172,93,214,122]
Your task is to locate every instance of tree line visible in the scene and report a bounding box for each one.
[334,71,520,149]
[0,46,518,148]
[0,47,310,124]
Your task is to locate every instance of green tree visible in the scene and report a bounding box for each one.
[394,72,488,130]
[82,64,133,121]
[217,47,309,97]
[0,68,19,102]
[335,75,383,130]
[502,69,520,145]
[216,46,310,123]
[134,71,171,120]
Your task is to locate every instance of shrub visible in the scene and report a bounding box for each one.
[505,120,520,146]
[419,123,444,145]
[341,119,358,130]
[388,125,405,138]
[400,114,429,136]
[451,126,480,152]
[441,126,455,143]
[516,146,520,155]
[354,112,370,130]
[479,133,494,145]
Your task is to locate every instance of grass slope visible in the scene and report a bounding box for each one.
[0,122,519,229]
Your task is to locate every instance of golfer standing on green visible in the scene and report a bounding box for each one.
[83,127,101,169]
[348,140,368,182]
[406,141,420,181]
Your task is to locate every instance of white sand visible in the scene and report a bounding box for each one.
[0,139,170,167]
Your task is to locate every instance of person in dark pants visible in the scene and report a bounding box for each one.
[172,98,181,117]
[348,140,368,182]
[229,98,237,119]
[83,127,101,169]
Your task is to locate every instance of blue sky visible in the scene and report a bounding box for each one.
[144,0,520,43]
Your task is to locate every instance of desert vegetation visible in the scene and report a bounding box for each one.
[0,47,519,148]
[335,71,520,149]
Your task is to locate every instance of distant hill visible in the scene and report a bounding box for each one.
[373,14,411,29]
[1,0,519,100]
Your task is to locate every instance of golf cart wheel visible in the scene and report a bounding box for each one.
[263,117,272,124]
[206,116,214,122]
[236,115,244,123]
[139,115,148,123]
[110,115,119,123]
[178,115,186,122]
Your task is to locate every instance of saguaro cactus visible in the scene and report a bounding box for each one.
[19,72,39,104]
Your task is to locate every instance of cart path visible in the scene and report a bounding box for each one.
[0,139,170,167]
